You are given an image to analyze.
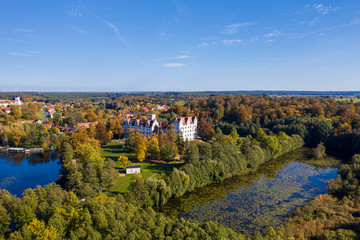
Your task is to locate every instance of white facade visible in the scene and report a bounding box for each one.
[123,114,197,141]
[172,116,198,141]
[13,96,23,106]
[123,114,160,137]
[126,165,141,174]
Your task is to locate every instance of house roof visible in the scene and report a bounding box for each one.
[126,165,141,169]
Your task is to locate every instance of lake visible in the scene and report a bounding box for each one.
[159,148,339,235]
[0,152,61,197]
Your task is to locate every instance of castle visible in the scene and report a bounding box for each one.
[123,114,198,141]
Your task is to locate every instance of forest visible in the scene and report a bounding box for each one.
[0,93,360,239]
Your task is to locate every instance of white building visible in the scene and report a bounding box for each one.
[13,96,23,105]
[171,116,198,141]
[126,165,141,174]
[123,114,197,141]
[123,114,160,137]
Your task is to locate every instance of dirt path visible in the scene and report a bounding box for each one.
[148,164,165,179]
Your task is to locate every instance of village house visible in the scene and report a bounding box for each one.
[123,114,198,141]
[56,124,76,132]
[42,121,53,127]
[2,107,11,114]
[126,165,141,174]
[0,100,10,107]
[0,97,23,107]
[76,122,98,129]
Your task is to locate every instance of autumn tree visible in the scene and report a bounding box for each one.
[107,118,124,139]
[11,108,22,119]
[230,127,239,141]
[197,118,215,141]
[118,155,131,168]
[147,136,160,160]
[134,132,148,162]
[95,122,111,146]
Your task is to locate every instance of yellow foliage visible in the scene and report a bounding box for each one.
[24,218,58,240]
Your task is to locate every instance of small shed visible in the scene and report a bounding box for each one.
[126,165,141,174]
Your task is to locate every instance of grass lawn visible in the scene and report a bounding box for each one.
[36,111,45,121]
[176,100,187,105]
[110,162,162,193]
[102,140,166,193]
[157,163,184,176]
[335,98,360,103]
[101,140,136,162]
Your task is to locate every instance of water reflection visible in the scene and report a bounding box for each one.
[159,148,338,235]
[0,152,60,196]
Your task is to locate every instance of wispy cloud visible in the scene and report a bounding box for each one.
[174,55,190,59]
[105,21,119,35]
[301,4,338,25]
[222,22,256,34]
[197,42,209,47]
[304,4,337,16]
[72,26,87,34]
[156,17,179,38]
[349,18,360,26]
[7,52,32,57]
[100,20,128,44]
[7,50,40,57]
[263,30,283,43]
[163,63,185,68]
[264,30,282,38]
[69,5,84,17]
[27,51,40,54]
[171,0,188,14]
[221,39,242,45]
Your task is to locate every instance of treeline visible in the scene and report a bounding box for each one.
[245,134,360,239]
[169,94,360,135]
[0,184,242,239]
[269,153,360,239]
[124,131,304,208]
[0,123,54,149]
[56,128,119,198]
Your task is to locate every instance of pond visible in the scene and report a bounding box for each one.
[0,152,61,197]
[159,148,339,235]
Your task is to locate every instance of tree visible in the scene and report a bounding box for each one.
[230,127,239,141]
[118,155,131,168]
[124,129,136,151]
[147,136,160,160]
[107,118,124,139]
[186,142,200,164]
[21,219,58,240]
[100,160,118,192]
[197,118,215,141]
[198,142,212,160]
[134,133,148,162]
[160,143,178,161]
[126,174,149,207]
[11,108,22,119]
[314,142,326,159]
[95,122,111,146]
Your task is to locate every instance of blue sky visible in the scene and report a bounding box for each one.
[1,0,360,91]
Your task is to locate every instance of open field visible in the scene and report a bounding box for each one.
[101,140,137,162]
[102,140,183,193]
[110,162,162,193]
[335,98,360,102]
[176,100,187,105]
